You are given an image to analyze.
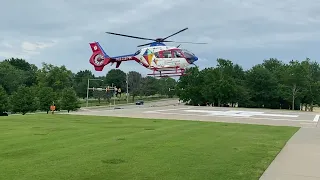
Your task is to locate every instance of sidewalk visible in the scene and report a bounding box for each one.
[260,126,320,179]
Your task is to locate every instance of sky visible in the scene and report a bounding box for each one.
[1,0,320,77]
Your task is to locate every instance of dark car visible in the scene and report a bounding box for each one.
[0,112,8,116]
[136,100,144,105]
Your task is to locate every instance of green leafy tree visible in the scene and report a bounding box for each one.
[140,76,160,96]
[93,89,105,104]
[60,87,80,113]
[158,77,177,97]
[10,86,39,115]
[245,64,279,108]
[279,60,307,110]
[73,70,95,98]
[166,78,177,98]
[37,63,74,93]
[4,58,38,86]
[105,69,126,90]
[177,67,206,105]
[299,58,320,111]
[38,86,56,114]
[0,61,27,94]
[128,71,142,101]
[0,86,8,112]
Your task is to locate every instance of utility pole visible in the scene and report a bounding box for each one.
[86,78,89,107]
[86,78,103,107]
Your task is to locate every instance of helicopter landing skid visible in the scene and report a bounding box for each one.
[147,68,187,77]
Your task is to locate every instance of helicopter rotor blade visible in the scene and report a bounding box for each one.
[137,42,153,47]
[106,32,156,41]
[163,40,207,44]
[162,27,188,40]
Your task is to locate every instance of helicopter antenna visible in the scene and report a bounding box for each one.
[105,27,207,47]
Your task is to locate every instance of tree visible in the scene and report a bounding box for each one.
[37,63,74,93]
[279,60,307,110]
[128,71,142,101]
[0,86,8,112]
[105,69,126,90]
[140,76,160,96]
[4,58,38,86]
[177,67,206,105]
[73,70,95,98]
[245,64,279,108]
[60,87,80,113]
[0,61,27,94]
[92,89,105,104]
[38,86,56,114]
[166,78,177,98]
[158,77,177,97]
[10,86,39,115]
[299,59,320,111]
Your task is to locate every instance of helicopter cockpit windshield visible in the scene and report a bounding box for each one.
[181,49,198,64]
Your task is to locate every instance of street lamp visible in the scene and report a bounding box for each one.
[86,78,103,107]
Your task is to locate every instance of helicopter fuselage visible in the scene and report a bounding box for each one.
[126,45,198,71]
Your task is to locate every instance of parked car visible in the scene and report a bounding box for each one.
[136,100,144,105]
[0,112,8,116]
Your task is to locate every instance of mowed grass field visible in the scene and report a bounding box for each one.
[0,114,298,180]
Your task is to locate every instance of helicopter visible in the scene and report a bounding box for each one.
[88,27,207,77]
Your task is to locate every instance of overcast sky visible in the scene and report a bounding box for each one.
[1,0,320,76]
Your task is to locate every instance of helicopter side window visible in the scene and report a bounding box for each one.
[134,50,141,55]
[154,52,160,58]
[163,50,171,58]
[172,50,183,58]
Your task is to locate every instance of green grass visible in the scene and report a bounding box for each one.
[0,114,298,180]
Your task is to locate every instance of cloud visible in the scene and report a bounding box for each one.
[21,41,57,55]
[1,0,320,76]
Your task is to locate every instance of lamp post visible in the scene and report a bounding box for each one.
[86,78,103,107]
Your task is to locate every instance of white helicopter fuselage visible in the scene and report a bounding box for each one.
[133,45,192,71]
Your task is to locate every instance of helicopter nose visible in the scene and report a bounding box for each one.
[193,55,198,61]
[186,55,198,64]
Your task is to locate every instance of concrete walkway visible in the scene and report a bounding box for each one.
[260,126,320,179]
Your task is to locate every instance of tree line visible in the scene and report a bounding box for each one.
[176,58,320,111]
[2,57,318,115]
[0,58,177,115]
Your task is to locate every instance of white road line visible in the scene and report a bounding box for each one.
[154,107,192,112]
[143,111,312,122]
[313,115,320,122]
[300,122,316,125]
[184,109,299,118]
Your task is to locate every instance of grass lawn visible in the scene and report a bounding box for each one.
[0,114,298,180]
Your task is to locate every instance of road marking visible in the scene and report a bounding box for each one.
[155,107,191,112]
[143,111,311,122]
[183,109,299,118]
[300,122,317,125]
[313,115,320,122]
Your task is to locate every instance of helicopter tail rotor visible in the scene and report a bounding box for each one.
[89,42,111,71]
